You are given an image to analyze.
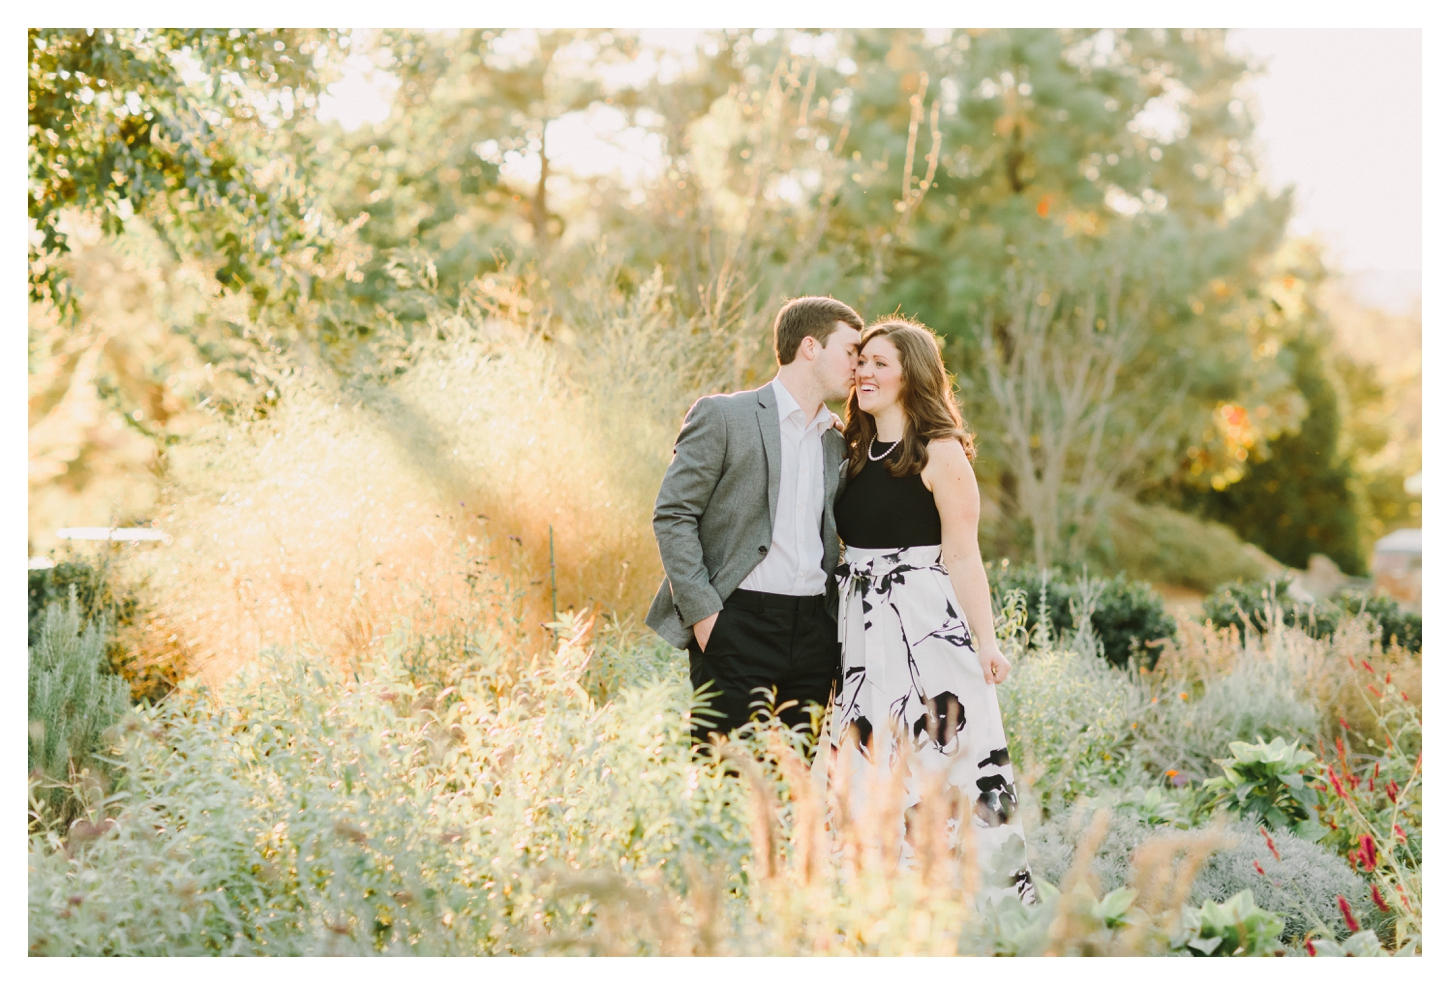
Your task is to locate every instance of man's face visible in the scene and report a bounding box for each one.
[814,321,862,401]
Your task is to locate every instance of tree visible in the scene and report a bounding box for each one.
[1186,327,1366,574]
[28,28,348,314]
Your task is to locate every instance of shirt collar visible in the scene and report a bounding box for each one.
[770,376,833,432]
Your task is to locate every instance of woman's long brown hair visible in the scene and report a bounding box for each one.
[844,319,976,480]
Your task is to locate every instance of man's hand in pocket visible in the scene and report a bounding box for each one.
[694,611,720,651]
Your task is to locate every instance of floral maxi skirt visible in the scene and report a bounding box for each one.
[828,544,1036,904]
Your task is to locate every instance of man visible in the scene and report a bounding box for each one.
[647,296,864,746]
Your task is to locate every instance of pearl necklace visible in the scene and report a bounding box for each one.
[867,436,901,462]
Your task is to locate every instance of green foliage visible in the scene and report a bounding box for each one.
[995,633,1145,817]
[1201,577,1340,639]
[28,560,122,644]
[1191,820,1370,944]
[1093,498,1267,592]
[28,596,132,822]
[28,636,751,955]
[1203,581,1421,653]
[1137,652,1320,781]
[1030,810,1365,946]
[1306,930,1387,957]
[989,562,1176,669]
[28,29,345,310]
[1201,737,1324,839]
[1175,890,1284,956]
[1187,331,1367,575]
[1330,589,1421,652]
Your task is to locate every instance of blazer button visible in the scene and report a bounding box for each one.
[758,545,769,554]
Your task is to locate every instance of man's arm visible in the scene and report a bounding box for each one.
[653,397,728,633]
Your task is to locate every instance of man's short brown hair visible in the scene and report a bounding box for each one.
[773,296,864,365]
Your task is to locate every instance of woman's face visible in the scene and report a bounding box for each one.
[854,336,904,416]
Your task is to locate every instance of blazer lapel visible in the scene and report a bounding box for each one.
[756,384,781,527]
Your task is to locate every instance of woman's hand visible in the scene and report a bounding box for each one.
[978,643,1011,685]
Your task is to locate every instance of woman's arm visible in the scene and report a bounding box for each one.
[923,438,1010,684]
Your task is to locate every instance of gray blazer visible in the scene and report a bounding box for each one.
[646,382,845,650]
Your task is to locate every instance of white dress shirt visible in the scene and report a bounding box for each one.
[738,377,833,596]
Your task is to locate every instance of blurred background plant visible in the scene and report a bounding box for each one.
[28,27,1421,956]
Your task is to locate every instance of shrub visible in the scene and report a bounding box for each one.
[28,596,132,824]
[1200,737,1324,840]
[1029,810,1367,944]
[1175,890,1285,956]
[996,635,1146,819]
[1329,590,1421,652]
[1202,577,1340,639]
[1191,821,1371,944]
[988,563,1176,670]
[1093,497,1268,592]
[1136,652,1321,781]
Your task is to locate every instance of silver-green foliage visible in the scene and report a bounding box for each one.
[1029,808,1368,943]
[28,631,751,956]
[28,596,131,814]
[994,592,1145,815]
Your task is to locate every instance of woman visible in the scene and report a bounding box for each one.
[829,318,1035,904]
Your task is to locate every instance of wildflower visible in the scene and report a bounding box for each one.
[1359,834,1377,868]
[1337,895,1360,932]
[1253,859,1267,876]
[1178,691,1188,701]
[1151,696,1159,704]
[1400,691,1410,701]
[1361,660,1373,673]
[1394,824,1408,842]
[1326,767,1348,799]
[1373,762,1380,778]
[1338,717,1350,732]
[1260,825,1281,861]
[1306,939,1318,956]
[1386,779,1400,802]
[1385,671,1392,685]
[1372,885,1391,912]
[1165,769,1178,777]
[1368,684,1382,698]
[1335,736,1347,760]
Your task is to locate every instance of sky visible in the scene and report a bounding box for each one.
[1229,29,1421,313]
[316,28,1423,314]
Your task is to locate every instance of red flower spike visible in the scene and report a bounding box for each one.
[1254,859,1266,876]
[1369,778,1375,793]
[1347,656,1358,671]
[1306,939,1318,956]
[1338,717,1350,732]
[1385,671,1392,685]
[1386,780,1400,802]
[1336,736,1347,759]
[1361,660,1373,673]
[1372,885,1391,912]
[1360,835,1377,869]
[1394,824,1407,842]
[1369,684,1382,698]
[1373,762,1380,779]
[1337,895,1361,932]
[1327,817,1338,830]
[1400,691,1410,701]
[1327,768,1348,799]
[1260,826,1282,862]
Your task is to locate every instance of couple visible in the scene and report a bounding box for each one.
[646,295,1035,904]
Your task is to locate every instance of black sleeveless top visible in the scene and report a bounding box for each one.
[836,440,943,548]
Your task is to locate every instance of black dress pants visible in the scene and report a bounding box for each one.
[686,588,838,746]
